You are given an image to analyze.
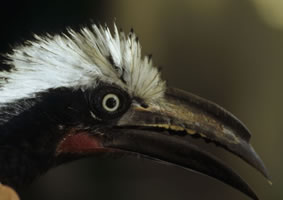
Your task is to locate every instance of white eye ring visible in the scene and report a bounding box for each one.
[102,93,120,112]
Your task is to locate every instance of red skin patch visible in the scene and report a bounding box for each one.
[56,130,112,155]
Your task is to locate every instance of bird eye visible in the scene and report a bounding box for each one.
[88,85,131,120]
[102,94,120,112]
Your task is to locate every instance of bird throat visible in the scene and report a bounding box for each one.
[56,130,110,155]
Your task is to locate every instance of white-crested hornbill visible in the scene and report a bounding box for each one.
[0,24,269,200]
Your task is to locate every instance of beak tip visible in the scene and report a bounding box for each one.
[246,145,271,181]
[263,170,272,183]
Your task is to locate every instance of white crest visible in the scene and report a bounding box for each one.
[0,24,166,105]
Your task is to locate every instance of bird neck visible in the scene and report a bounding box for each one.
[0,88,93,191]
[0,146,44,191]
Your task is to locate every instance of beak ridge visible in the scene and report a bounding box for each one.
[164,88,270,180]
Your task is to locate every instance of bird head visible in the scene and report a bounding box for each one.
[0,24,269,199]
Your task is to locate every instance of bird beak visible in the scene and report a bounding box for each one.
[98,87,270,200]
[57,87,269,200]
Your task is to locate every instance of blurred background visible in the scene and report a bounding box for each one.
[0,0,282,199]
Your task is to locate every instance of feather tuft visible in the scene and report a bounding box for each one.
[0,23,166,105]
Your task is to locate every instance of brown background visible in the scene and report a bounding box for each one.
[0,0,281,200]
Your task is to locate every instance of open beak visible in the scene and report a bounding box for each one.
[66,88,269,200]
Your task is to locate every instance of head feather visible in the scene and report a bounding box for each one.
[0,23,166,105]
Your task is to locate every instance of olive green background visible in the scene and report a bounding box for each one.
[1,1,281,200]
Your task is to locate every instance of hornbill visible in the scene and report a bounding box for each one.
[0,24,269,200]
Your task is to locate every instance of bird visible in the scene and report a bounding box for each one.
[0,23,270,200]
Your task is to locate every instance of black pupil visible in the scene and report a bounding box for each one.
[106,97,117,109]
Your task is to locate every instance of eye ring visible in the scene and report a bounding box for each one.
[88,86,131,120]
[102,93,120,112]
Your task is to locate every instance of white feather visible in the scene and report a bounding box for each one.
[0,23,166,105]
